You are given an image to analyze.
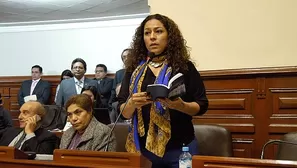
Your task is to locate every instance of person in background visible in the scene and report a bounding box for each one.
[94,64,113,116]
[18,65,51,106]
[117,14,208,167]
[59,94,116,151]
[0,101,58,154]
[54,69,74,103]
[56,58,98,106]
[0,93,13,130]
[81,86,104,109]
[109,49,131,122]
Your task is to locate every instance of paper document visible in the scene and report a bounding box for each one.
[24,95,37,102]
[63,121,72,131]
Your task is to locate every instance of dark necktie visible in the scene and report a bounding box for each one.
[14,131,26,149]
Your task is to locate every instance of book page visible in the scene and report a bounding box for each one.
[168,73,183,88]
[147,83,168,88]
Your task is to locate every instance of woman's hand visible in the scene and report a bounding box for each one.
[128,92,153,109]
[121,92,153,119]
[157,97,185,111]
[157,97,200,116]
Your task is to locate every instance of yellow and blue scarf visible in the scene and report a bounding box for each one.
[125,60,172,157]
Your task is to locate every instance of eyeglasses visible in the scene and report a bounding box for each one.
[72,66,84,70]
[95,70,105,73]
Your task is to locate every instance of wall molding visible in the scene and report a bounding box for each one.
[1,65,296,82]
[200,66,297,79]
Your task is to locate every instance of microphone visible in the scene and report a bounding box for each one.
[260,139,297,159]
[103,53,154,152]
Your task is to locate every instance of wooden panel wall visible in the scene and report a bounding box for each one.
[194,66,297,159]
[0,67,297,159]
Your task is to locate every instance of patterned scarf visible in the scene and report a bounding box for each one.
[125,60,172,157]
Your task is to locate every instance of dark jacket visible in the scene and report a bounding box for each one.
[18,79,51,106]
[110,68,125,103]
[0,127,58,154]
[96,77,113,108]
[0,107,13,130]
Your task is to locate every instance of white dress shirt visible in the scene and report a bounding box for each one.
[74,77,84,94]
[30,78,41,95]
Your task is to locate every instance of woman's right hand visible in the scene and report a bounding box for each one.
[121,92,152,119]
[128,92,152,109]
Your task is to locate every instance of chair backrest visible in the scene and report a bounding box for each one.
[108,123,129,152]
[41,105,67,130]
[276,132,297,161]
[93,108,111,125]
[107,123,233,155]
[194,124,233,157]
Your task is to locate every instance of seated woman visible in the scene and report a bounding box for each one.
[59,94,116,151]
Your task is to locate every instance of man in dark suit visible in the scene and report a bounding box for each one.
[0,93,13,130]
[110,49,131,104]
[18,65,51,106]
[109,49,131,122]
[0,101,58,154]
[56,58,98,106]
[94,64,113,111]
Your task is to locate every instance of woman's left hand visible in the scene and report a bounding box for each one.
[157,97,185,111]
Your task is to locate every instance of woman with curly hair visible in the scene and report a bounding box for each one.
[117,14,208,168]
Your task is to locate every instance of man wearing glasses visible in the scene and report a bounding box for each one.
[56,58,98,106]
[94,64,113,116]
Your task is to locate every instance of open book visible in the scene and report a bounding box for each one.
[146,73,186,100]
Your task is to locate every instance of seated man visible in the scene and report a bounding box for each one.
[60,94,116,151]
[0,93,13,130]
[0,101,58,154]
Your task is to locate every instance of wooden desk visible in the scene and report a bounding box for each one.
[0,146,28,159]
[0,159,92,168]
[193,155,297,168]
[54,149,151,168]
[0,159,142,168]
[0,147,140,168]
[50,130,63,138]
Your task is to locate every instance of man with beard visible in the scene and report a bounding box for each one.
[56,58,98,106]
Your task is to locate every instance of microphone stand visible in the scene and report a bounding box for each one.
[104,55,155,152]
[260,139,297,159]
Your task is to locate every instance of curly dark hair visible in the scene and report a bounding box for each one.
[126,14,191,73]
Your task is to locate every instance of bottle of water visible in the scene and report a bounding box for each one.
[179,146,192,168]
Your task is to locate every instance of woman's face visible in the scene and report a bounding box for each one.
[143,19,168,55]
[62,75,71,80]
[67,104,92,133]
[82,90,94,102]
